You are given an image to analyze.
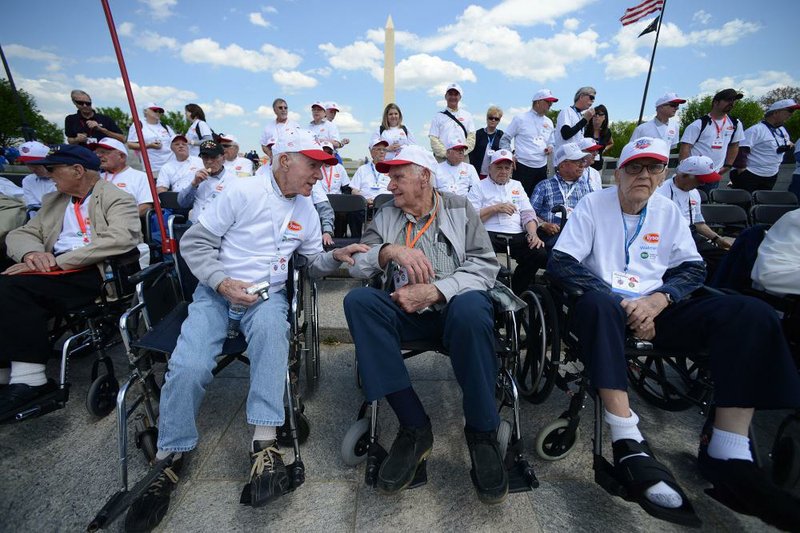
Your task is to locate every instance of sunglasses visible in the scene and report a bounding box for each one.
[584,94,596,101]
[44,164,66,172]
[275,106,288,110]
[487,116,501,121]
[73,100,92,106]
[667,103,680,108]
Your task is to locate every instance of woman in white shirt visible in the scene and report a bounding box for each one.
[184,103,214,157]
[126,103,175,172]
[377,103,416,160]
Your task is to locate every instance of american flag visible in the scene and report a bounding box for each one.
[620,0,664,26]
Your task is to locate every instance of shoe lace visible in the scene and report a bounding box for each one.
[145,466,179,495]
[250,445,283,478]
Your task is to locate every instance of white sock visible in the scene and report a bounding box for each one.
[9,362,47,387]
[155,450,183,461]
[252,425,277,451]
[707,428,753,462]
[606,409,682,509]
[0,368,10,385]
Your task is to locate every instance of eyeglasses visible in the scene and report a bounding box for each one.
[73,100,92,106]
[44,164,66,172]
[623,162,666,175]
[667,103,680,108]
[275,106,288,110]
[584,94,596,101]
[221,144,234,148]
[487,116,501,121]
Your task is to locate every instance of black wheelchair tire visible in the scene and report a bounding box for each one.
[85,373,119,417]
[772,434,800,489]
[626,354,700,411]
[518,286,560,404]
[534,418,580,461]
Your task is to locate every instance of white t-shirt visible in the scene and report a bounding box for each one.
[190,167,234,222]
[467,177,533,234]
[742,122,790,177]
[0,177,24,198]
[378,126,417,160]
[655,177,704,225]
[680,115,745,172]
[259,119,300,146]
[157,156,204,191]
[101,167,153,206]
[751,208,800,295]
[554,187,701,296]
[555,106,585,148]
[21,174,55,206]
[311,182,329,205]
[351,162,391,200]
[185,119,213,157]
[429,108,476,145]
[435,161,480,197]
[223,156,254,177]
[54,195,92,255]
[308,120,340,144]
[127,122,175,171]
[198,172,322,289]
[502,110,555,167]
[632,118,680,149]
[583,166,602,193]
[317,163,350,194]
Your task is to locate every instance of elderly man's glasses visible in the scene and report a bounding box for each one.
[583,94,596,101]
[624,162,666,175]
[275,106,287,110]
[487,116,501,121]
[73,100,92,106]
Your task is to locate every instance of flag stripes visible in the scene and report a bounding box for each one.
[620,0,664,26]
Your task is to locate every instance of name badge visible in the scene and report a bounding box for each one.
[393,267,409,290]
[711,138,724,149]
[611,271,641,297]
[270,255,289,283]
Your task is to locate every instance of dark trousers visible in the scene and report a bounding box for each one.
[571,291,800,409]
[489,231,547,294]
[788,173,800,199]
[513,162,548,199]
[0,269,102,365]
[730,169,778,194]
[343,287,500,431]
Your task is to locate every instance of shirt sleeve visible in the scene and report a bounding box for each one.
[680,120,700,145]
[198,183,239,237]
[156,164,174,189]
[530,182,547,221]
[198,121,213,139]
[127,124,137,142]
[731,120,745,143]
[466,184,483,211]
[552,198,594,263]
[428,114,441,137]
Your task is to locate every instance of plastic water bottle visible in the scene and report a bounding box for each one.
[227,304,247,338]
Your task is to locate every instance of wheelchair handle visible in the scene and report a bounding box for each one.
[128,261,171,285]
[551,205,568,232]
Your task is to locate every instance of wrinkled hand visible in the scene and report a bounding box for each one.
[192,169,210,187]
[717,237,733,251]
[2,263,34,275]
[86,120,100,130]
[620,293,669,332]
[540,222,560,235]
[391,283,442,313]
[389,142,402,152]
[217,278,259,307]
[634,321,656,341]
[322,233,335,247]
[494,203,517,216]
[341,138,350,145]
[76,133,88,143]
[22,251,58,273]
[332,243,369,265]
[582,108,596,121]
[388,245,435,285]
[527,232,544,249]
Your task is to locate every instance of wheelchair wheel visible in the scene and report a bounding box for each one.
[304,280,320,395]
[626,354,702,411]
[518,286,560,404]
[277,411,311,447]
[534,418,580,461]
[85,373,119,417]
[496,420,512,461]
[341,418,371,466]
[772,434,800,489]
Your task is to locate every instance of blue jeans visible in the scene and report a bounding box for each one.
[344,287,500,432]
[157,284,290,452]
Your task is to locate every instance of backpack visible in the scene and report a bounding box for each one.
[379,124,409,136]
[195,122,220,143]
[694,115,739,144]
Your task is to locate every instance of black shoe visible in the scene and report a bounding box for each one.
[466,429,508,505]
[0,380,57,417]
[378,421,433,494]
[124,454,184,533]
[246,440,289,508]
[698,447,800,531]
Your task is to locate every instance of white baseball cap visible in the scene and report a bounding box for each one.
[446,137,468,150]
[218,133,238,144]
[145,102,164,112]
[320,140,334,153]
[17,141,50,162]
[325,101,340,112]
[445,83,463,96]
[264,137,277,148]
[89,137,128,156]
[554,143,586,166]
[532,89,558,103]
[677,155,722,184]
[311,101,326,110]
[272,129,337,165]
[577,138,602,152]
[170,134,188,144]
[369,135,389,149]
[489,149,514,165]
[654,93,686,108]
[618,137,670,167]
[376,144,437,175]
[767,99,800,112]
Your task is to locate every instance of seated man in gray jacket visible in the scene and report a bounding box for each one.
[342,145,508,504]
[125,130,367,531]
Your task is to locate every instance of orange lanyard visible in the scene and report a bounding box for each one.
[322,165,333,190]
[73,194,90,244]
[712,116,727,138]
[405,194,439,249]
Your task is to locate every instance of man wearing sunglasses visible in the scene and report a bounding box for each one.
[219,134,254,177]
[632,92,685,150]
[64,90,125,147]
[555,86,596,149]
[259,98,299,158]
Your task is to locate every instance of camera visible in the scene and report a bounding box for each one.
[776,145,790,154]
[246,280,270,300]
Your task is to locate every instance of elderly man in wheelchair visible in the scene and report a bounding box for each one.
[123,130,367,531]
[546,137,800,530]
[342,145,517,505]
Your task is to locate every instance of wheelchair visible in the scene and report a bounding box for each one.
[87,218,320,531]
[339,273,539,494]
[2,248,142,424]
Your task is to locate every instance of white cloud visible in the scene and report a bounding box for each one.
[254,105,301,123]
[261,5,277,14]
[4,44,63,71]
[394,54,477,95]
[180,39,301,72]
[319,41,383,77]
[692,10,711,25]
[307,66,332,77]
[139,30,180,52]
[200,99,245,119]
[138,0,177,21]
[73,75,197,110]
[331,109,365,134]
[563,18,580,31]
[272,70,317,91]
[249,12,270,28]
[498,106,530,128]
[119,22,135,37]
[699,71,800,99]
[86,55,116,64]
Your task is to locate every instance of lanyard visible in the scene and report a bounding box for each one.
[268,178,297,257]
[558,177,578,204]
[761,121,787,148]
[405,194,439,249]
[669,184,693,226]
[711,116,727,138]
[103,170,120,183]
[73,193,91,244]
[621,206,647,272]
[371,164,381,188]
[486,130,497,149]
[322,165,334,191]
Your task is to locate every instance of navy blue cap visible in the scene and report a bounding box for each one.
[27,144,102,171]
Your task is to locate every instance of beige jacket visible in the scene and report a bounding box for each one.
[6,178,141,271]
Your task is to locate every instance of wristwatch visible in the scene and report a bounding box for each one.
[661,292,673,306]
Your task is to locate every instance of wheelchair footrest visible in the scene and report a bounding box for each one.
[508,458,538,492]
[365,442,387,487]
[593,453,627,498]
[1,386,70,424]
[287,459,306,492]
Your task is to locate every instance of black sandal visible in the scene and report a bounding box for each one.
[594,439,701,528]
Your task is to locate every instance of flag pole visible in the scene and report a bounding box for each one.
[636,0,668,125]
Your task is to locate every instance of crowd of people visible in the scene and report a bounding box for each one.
[0,82,799,533]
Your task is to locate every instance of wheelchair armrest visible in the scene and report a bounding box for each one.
[292,254,309,269]
[543,272,584,299]
[551,205,568,232]
[494,234,514,245]
[105,248,141,267]
[693,285,736,298]
[128,261,172,285]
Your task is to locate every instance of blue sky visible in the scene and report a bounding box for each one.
[2,0,796,159]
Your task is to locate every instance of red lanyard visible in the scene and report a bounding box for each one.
[322,165,333,190]
[712,116,727,138]
[73,194,90,244]
[405,194,439,249]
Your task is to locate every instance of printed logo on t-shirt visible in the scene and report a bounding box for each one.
[643,233,660,244]
[116,183,127,188]
[288,221,302,231]
[215,184,224,191]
